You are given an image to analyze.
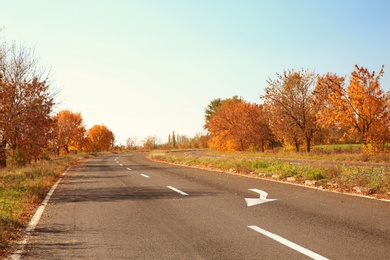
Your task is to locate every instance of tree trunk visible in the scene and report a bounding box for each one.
[295,142,299,152]
[0,140,7,168]
[306,136,311,153]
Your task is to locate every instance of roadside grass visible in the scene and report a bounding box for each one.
[0,152,100,257]
[203,144,390,163]
[150,151,390,200]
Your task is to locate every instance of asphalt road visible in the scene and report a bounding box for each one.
[18,153,390,259]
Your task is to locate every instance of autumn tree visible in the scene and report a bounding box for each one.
[190,132,209,149]
[244,103,274,152]
[0,42,54,166]
[198,133,210,148]
[142,135,160,150]
[86,124,115,152]
[53,110,86,155]
[204,96,243,131]
[262,69,317,152]
[207,99,272,151]
[176,134,193,149]
[126,137,137,150]
[315,65,389,153]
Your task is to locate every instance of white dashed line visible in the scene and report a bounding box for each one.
[248,225,328,260]
[119,164,123,166]
[167,186,188,196]
[140,174,150,178]
[126,168,132,171]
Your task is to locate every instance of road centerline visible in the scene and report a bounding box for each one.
[248,225,328,260]
[167,186,188,196]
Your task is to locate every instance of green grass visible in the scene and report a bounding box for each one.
[151,153,328,180]
[150,150,390,199]
[200,144,390,163]
[0,152,107,257]
[313,143,362,152]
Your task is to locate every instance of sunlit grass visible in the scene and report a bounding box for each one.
[150,150,390,199]
[200,144,390,163]
[0,152,106,256]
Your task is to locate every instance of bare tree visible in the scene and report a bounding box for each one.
[126,137,138,150]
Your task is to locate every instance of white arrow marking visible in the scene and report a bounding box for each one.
[245,189,277,207]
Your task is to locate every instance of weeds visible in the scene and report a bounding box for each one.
[151,151,390,199]
[0,152,102,256]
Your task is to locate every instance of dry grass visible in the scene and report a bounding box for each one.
[150,150,390,200]
[0,152,103,257]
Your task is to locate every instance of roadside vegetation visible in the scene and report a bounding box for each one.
[145,64,390,201]
[206,144,390,163]
[150,146,390,200]
[0,33,118,258]
[0,151,120,256]
[0,154,77,255]
[144,65,390,202]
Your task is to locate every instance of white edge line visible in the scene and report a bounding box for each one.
[62,167,70,176]
[167,186,188,196]
[9,167,70,260]
[140,174,150,178]
[248,225,329,260]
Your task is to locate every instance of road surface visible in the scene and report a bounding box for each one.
[16,153,390,259]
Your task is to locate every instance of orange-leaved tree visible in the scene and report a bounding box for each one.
[262,69,317,152]
[315,65,390,153]
[0,43,54,166]
[207,99,272,151]
[204,96,243,131]
[53,110,86,155]
[86,124,115,152]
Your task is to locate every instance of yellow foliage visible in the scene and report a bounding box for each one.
[207,99,272,152]
[87,124,115,152]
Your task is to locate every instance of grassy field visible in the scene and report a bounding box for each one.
[0,152,107,257]
[203,144,390,163]
[150,147,390,200]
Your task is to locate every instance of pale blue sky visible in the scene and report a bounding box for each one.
[2,0,389,145]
